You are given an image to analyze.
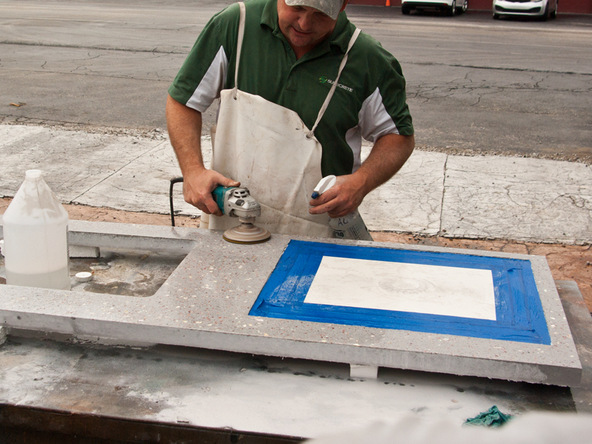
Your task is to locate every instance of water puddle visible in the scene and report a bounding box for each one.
[1,248,187,297]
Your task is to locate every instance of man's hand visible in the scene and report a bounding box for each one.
[183,168,240,216]
[308,175,363,218]
[309,133,414,217]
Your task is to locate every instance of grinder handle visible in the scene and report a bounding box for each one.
[212,186,237,215]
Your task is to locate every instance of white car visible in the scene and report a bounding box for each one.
[401,0,469,16]
[492,0,558,20]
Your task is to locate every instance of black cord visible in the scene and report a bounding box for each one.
[169,177,184,226]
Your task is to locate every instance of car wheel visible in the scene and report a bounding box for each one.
[493,12,500,19]
[550,1,558,19]
[457,0,468,13]
[448,0,457,16]
[402,4,411,14]
[540,2,550,21]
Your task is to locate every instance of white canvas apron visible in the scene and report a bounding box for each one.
[208,2,361,238]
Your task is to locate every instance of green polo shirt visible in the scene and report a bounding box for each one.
[169,0,413,176]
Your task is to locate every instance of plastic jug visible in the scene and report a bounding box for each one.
[328,210,373,241]
[2,170,70,290]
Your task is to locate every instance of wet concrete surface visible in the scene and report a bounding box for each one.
[68,249,186,297]
[0,334,576,441]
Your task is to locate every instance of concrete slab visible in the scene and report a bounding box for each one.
[2,280,590,440]
[0,221,582,386]
[360,149,446,236]
[0,124,199,217]
[557,280,592,412]
[442,156,592,244]
[0,125,164,202]
[73,140,188,214]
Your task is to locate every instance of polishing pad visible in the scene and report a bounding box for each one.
[223,221,271,244]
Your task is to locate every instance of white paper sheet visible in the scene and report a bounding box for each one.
[304,256,497,320]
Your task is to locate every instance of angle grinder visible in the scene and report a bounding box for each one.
[212,186,271,244]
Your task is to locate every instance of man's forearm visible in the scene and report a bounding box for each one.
[355,133,415,197]
[165,94,239,215]
[166,94,206,176]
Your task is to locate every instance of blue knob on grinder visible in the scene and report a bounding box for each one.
[212,186,235,214]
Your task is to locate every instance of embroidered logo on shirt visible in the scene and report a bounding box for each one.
[319,76,353,93]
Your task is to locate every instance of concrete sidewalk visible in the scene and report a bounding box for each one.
[1,123,590,245]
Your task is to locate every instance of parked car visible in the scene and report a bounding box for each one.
[492,0,558,20]
[401,0,468,16]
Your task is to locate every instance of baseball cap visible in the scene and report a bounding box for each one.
[284,0,345,20]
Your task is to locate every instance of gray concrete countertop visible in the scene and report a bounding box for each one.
[0,221,582,386]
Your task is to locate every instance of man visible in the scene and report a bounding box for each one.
[166,0,414,238]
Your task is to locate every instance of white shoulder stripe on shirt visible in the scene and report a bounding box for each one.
[186,46,228,113]
[358,87,399,143]
[344,87,400,173]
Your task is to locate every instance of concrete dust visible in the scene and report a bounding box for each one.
[1,198,590,313]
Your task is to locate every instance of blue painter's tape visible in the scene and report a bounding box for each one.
[249,240,550,345]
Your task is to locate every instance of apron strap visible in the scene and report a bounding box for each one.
[234,2,247,98]
[307,27,362,139]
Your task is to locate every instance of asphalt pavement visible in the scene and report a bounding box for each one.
[2,2,592,160]
[1,123,590,245]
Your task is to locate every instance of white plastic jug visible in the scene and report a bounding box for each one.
[2,170,70,290]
